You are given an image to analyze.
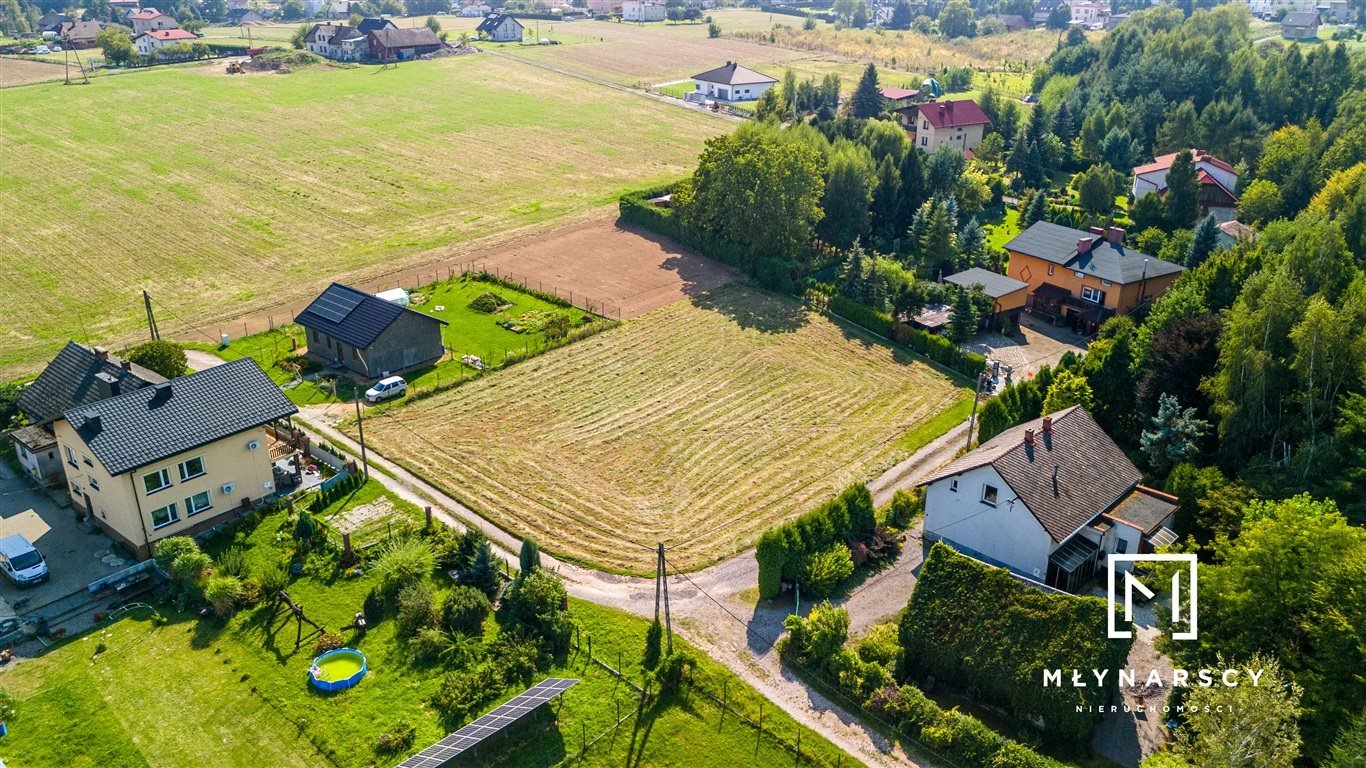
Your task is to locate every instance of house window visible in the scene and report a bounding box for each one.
[981,484,999,506]
[1115,539,1128,554]
[65,446,77,467]
[142,467,172,495]
[178,456,205,482]
[922,119,928,129]
[1047,264,1055,276]
[83,454,93,467]
[1073,270,1085,278]
[1081,286,1104,304]
[950,479,958,493]
[88,476,99,491]
[920,136,928,146]
[149,502,179,529]
[185,490,212,516]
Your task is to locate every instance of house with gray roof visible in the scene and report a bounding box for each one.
[1281,11,1320,39]
[690,61,778,102]
[944,267,1029,331]
[53,358,298,558]
[1005,221,1183,335]
[10,343,163,487]
[295,283,447,379]
[918,406,1177,592]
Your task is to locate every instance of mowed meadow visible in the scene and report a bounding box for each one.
[361,284,968,574]
[0,53,725,379]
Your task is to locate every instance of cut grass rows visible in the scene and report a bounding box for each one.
[359,283,963,574]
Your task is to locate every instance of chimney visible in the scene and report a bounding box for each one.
[94,371,120,400]
[1042,415,1053,434]
[153,381,173,401]
[1024,428,1035,447]
[94,346,109,362]
[82,408,102,434]
[1087,225,1104,236]
[121,360,132,372]
[1077,236,1095,254]
[1107,226,1125,244]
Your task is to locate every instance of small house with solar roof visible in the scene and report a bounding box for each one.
[295,283,447,379]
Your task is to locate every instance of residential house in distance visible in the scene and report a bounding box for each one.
[369,27,444,60]
[37,11,73,34]
[456,3,493,16]
[1217,219,1259,248]
[901,99,991,155]
[622,0,666,21]
[294,283,448,378]
[880,86,921,111]
[11,343,164,488]
[305,23,368,60]
[1066,0,1108,26]
[919,406,1178,592]
[356,16,398,34]
[585,0,621,13]
[134,28,198,57]
[54,359,297,559]
[327,0,351,17]
[58,20,103,49]
[1131,149,1239,222]
[108,0,139,18]
[690,61,778,102]
[944,268,1029,331]
[1282,11,1321,39]
[226,8,266,25]
[1005,221,1184,334]
[1031,0,1062,26]
[130,8,178,34]
[982,12,1028,31]
[476,13,524,42]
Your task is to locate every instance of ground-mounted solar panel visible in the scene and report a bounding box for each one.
[396,678,578,768]
[309,287,364,323]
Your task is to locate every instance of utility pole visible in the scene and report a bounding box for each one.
[964,369,989,453]
[143,290,160,340]
[656,542,672,655]
[353,390,370,481]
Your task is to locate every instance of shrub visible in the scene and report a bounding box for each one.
[885,487,924,529]
[294,510,318,549]
[216,546,248,578]
[312,631,344,655]
[442,585,491,636]
[373,537,436,605]
[489,634,542,687]
[867,684,1067,768]
[502,569,570,655]
[396,581,441,638]
[468,291,508,313]
[410,626,456,665]
[784,600,849,663]
[652,649,697,692]
[754,482,878,599]
[203,575,244,616]
[254,560,289,597]
[122,339,188,379]
[518,537,541,576]
[375,721,416,754]
[154,537,201,573]
[798,544,854,598]
[462,540,500,597]
[170,551,212,584]
[856,622,900,667]
[430,664,501,723]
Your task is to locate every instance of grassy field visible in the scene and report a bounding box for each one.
[358,283,966,574]
[0,52,725,381]
[0,505,850,768]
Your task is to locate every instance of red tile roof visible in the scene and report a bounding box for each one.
[139,28,197,40]
[917,99,991,129]
[1134,148,1236,176]
[880,86,920,100]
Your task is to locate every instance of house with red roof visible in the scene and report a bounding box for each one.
[1131,149,1240,222]
[130,7,178,34]
[879,86,921,110]
[895,98,991,155]
[134,28,198,57]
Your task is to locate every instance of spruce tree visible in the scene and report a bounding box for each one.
[948,288,977,343]
[957,217,986,268]
[518,537,541,576]
[850,63,883,119]
[870,154,902,244]
[1023,188,1050,227]
[920,200,958,276]
[1186,214,1221,267]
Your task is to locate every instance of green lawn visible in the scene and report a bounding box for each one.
[0,52,723,381]
[0,507,853,768]
[308,477,425,548]
[895,391,974,453]
[984,205,1022,252]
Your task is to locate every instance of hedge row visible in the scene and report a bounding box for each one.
[867,685,1068,768]
[899,544,1132,751]
[309,471,362,515]
[827,295,987,378]
[754,484,876,599]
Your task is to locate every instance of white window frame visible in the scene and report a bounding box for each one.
[149,501,179,529]
[1081,286,1103,304]
[185,490,212,516]
[950,478,959,493]
[142,467,172,495]
[1047,264,1055,276]
[65,445,77,467]
[178,455,206,482]
[88,475,99,491]
[1101,279,1113,287]
[1073,270,1085,278]
[981,484,999,506]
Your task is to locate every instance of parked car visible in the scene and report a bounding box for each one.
[0,534,49,587]
[364,375,407,404]
[51,45,61,51]
[33,45,51,54]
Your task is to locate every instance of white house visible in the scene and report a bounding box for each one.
[476,13,524,42]
[623,0,665,20]
[456,3,492,16]
[304,23,368,60]
[134,28,198,56]
[918,406,1178,593]
[1131,148,1240,222]
[130,8,178,34]
[690,61,778,102]
[1065,0,1108,25]
[898,99,992,155]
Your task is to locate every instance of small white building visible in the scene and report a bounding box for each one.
[919,406,1178,593]
[134,28,198,56]
[304,23,368,61]
[130,8,178,34]
[1132,148,1240,222]
[476,13,525,42]
[622,0,666,20]
[1065,0,1108,25]
[690,61,778,102]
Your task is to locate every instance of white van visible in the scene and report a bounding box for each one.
[364,375,407,404]
[0,534,49,587]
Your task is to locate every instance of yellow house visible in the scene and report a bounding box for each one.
[1005,222,1184,335]
[54,359,298,559]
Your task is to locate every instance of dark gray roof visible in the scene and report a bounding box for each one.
[18,342,165,427]
[944,268,1028,299]
[1282,11,1320,26]
[356,16,396,33]
[691,61,778,85]
[919,406,1142,542]
[477,13,522,33]
[369,26,442,48]
[1106,486,1178,535]
[294,282,445,350]
[63,358,297,477]
[1004,221,1183,284]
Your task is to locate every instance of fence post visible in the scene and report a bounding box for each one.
[756,700,763,756]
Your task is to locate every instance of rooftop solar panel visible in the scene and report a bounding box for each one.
[309,288,364,323]
[396,678,578,768]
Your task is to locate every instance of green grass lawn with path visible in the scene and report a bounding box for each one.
[0,503,852,768]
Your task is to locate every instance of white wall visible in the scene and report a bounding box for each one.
[923,465,1054,579]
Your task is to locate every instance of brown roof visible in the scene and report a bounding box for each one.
[1105,486,1178,535]
[368,27,442,49]
[9,424,56,453]
[917,99,991,129]
[919,406,1143,542]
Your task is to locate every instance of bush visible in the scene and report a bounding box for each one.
[396,581,441,638]
[784,600,849,663]
[122,339,188,379]
[430,664,501,723]
[203,575,244,616]
[294,510,318,548]
[462,540,500,597]
[410,626,456,664]
[502,569,570,655]
[652,649,697,692]
[312,631,344,655]
[375,721,416,754]
[254,560,289,597]
[170,551,212,584]
[468,291,508,313]
[867,684,1067,768]
[884,488,924,529]
[798,545,854,598]
[754,483,877,599]
[216,546,248,578]
[373,537,436,606]
[442,585,491,636]
[518,537,541,576]
[856,622,900,667]
[154,537,201,574]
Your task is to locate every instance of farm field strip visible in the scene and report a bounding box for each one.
[0,53,724,380]
[361,284,964,574]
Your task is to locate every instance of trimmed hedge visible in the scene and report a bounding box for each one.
[826,295,987,378]
[867,685,1067,768]
[755,484,876,599]
[899,544,1131,751]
